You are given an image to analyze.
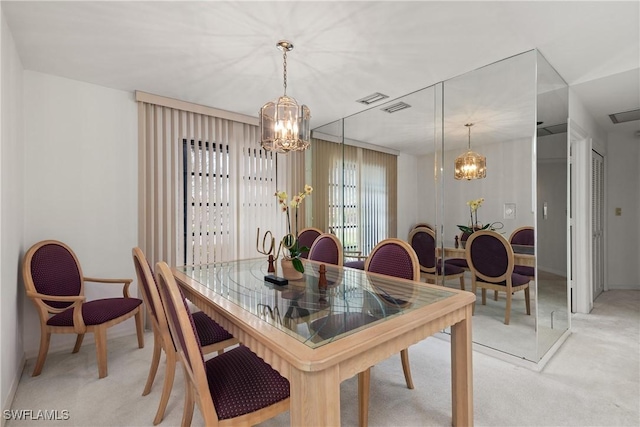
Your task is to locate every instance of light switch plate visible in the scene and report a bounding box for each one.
[504,203,516,219]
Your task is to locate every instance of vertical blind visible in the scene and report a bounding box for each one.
[138,93,282,267]
[311,138,397,255]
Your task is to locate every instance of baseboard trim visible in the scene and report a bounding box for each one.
[1,354,27,427]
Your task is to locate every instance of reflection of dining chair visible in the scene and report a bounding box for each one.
[361,238,420,425]
[444,231,473,273]
[412,222,434,230]
[509,226,535,278]
[297,227,323,258]
[408,227,465,290]
[22,240,144,379]
[466,231,531,325]
[132,248,238,425]
[154,261,290,426]
[308,233,344,266]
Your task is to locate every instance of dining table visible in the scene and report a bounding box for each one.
[440,241,535,266]
[172,257,476,426]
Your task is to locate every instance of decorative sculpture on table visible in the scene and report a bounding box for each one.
[256,228,277,273]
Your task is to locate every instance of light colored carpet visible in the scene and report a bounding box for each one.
[6,290,639,427]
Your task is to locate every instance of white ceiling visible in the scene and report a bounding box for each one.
[2,1,639,154]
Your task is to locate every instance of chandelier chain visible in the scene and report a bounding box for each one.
[282,50,288,96]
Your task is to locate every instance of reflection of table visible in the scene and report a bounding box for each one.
[441,242,535,267]
[173,258,475,426]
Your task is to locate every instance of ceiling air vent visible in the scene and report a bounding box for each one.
[537,122,567,137]
[356,92,389,105]
[609,108,640,124]
[381,102,411,113]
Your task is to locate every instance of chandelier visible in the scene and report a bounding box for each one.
[259,40,311,153]
[454,123,486,180]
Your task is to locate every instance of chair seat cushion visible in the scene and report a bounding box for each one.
[444,258,468,269]
[206,345,289,420]
[437,259,465,275]
[191,311,234,346]
[513,265,535,277]
[478,272,531,287]
[47,297,142,327]
[344,260,365,270]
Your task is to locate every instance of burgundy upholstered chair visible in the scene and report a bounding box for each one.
[360,238,420,425]
[509,226,535,278]
[296,227,322,259]
[154,261,290,426]
[132,248,238,425]
[465,230,531,325]
[22,240,144,379]
[408,227,466,290]
[444,230,473,270]
[307,233,344,266]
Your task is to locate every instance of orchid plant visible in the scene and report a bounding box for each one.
[275,184,313,273]
[457,197,490,235]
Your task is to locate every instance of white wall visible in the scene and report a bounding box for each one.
[22,71,138,357]
[417,137,535,243]
[1,10,25,414]
[605,131,640,289]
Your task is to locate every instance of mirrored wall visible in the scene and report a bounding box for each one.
[307,49,569,364]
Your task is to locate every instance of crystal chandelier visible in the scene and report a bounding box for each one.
[259,40,311,153]
[454,123,486,180]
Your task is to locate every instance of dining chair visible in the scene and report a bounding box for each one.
[132,248,238,425]
[22,240,144,379]
[154,261,290,427]
[412,222,434,230]
[408,226,466,290]
[443,230,473,270]
[361,238,420,426]
[297,227,323,259]
[509,226,535,278]
[465,230,531,325]
[308,232,344,266]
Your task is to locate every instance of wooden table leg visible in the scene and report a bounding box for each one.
[451,305,473,426]
[290,365,341,426]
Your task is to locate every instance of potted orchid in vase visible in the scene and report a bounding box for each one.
[275,185,313,277]
[457,197,491,235]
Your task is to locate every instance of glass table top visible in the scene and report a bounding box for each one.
[177,258,455,349]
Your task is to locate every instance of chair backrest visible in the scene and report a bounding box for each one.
[23,240,84,310]
[408,227,436,273]
[297,227,323,259]
[509,226,534,246]
[308,233,344,266]
[412,222,434,230]
[132,247,171,344]
[364,238,420,281]
[466,230,514,283]
[154,262,214,416]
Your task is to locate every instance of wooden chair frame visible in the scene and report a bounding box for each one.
[23,240,144,379]
[408,226,465,290]
[154,261,290,427]
[132,248,238,425]
[465,231,531,325]
[360,238,420,426]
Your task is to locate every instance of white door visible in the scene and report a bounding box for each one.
[592,151,605,298]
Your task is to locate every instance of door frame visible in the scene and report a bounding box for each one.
[569,119,593,313]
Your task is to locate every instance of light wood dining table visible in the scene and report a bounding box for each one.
[440,242,536,266]
[173,258,476,426]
